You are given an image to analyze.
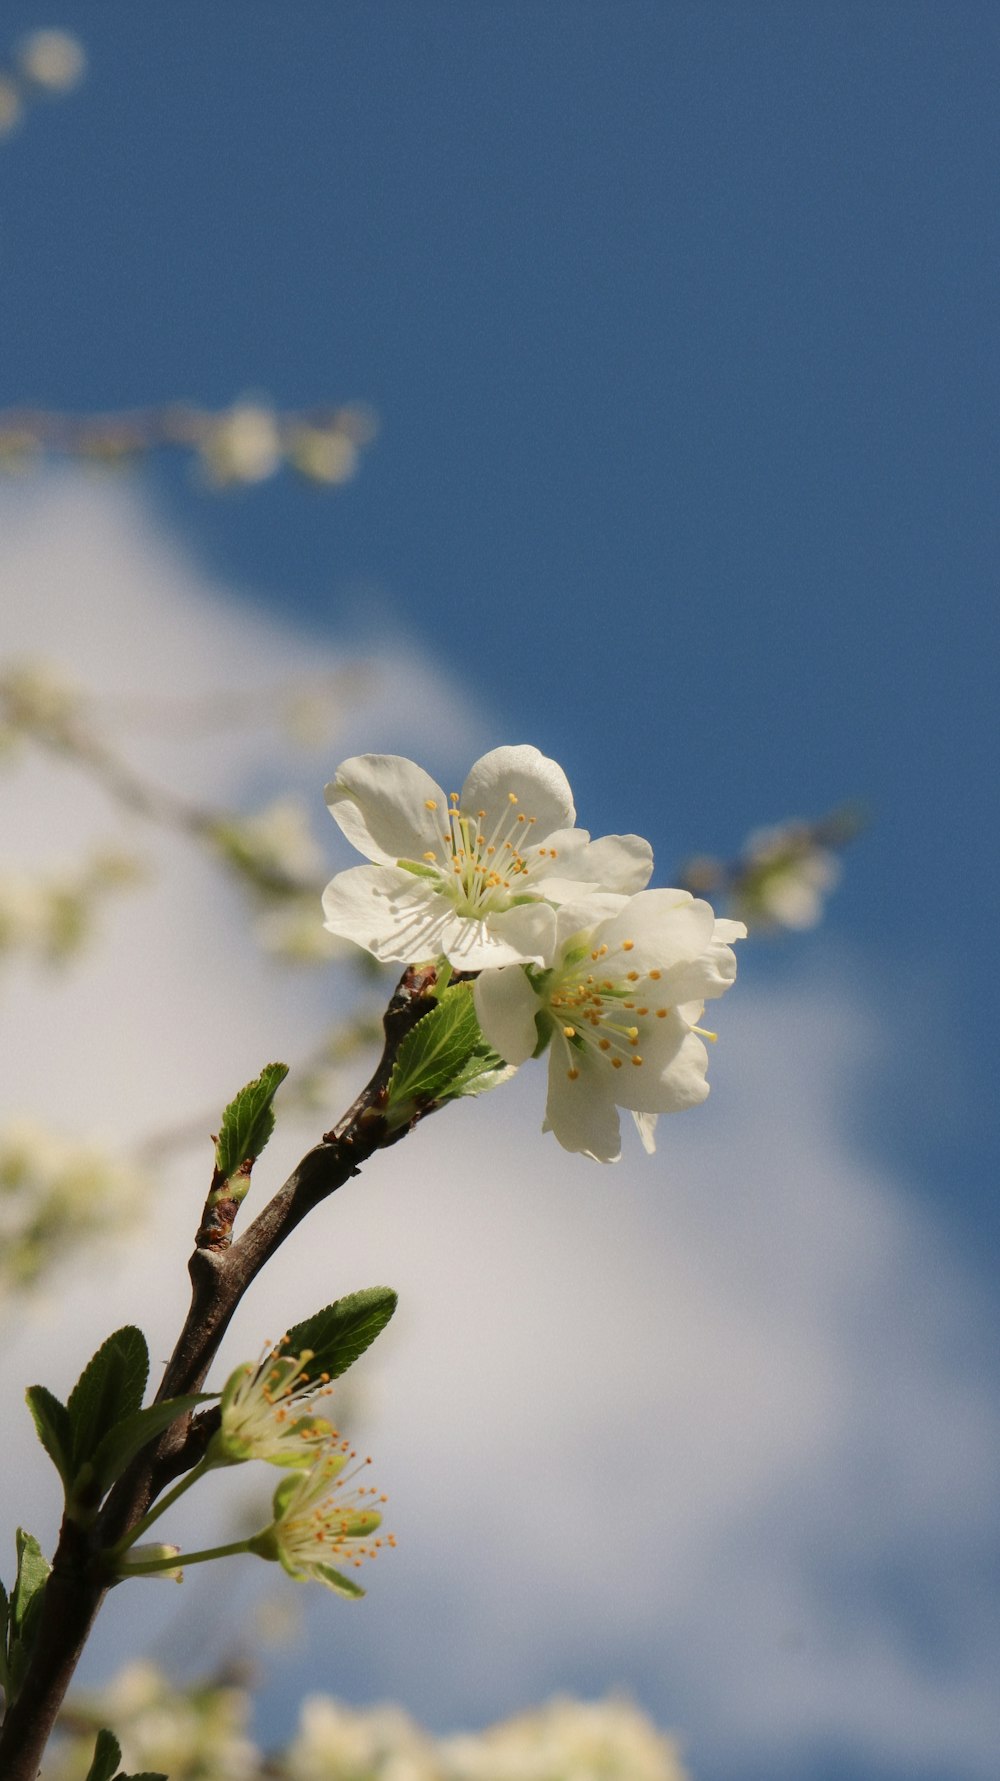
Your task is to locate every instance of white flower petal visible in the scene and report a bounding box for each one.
[460,745,575,839]
[621,1028,711,1114]
[535,830,654,898]
[321,863,454,963]
[543,1051,622,1163]
[653,930,742,1003]
[631,1110,658,1154]
[325,754,447,865]
[473,967,540,1066]
[597,889,716,972]
[441,900,556,970]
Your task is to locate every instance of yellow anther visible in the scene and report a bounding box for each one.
[612,1056,623,1069]
[656,1008,668,1018]
[563,1025,576,1038]
[627,1027,639,1040]
[637,1006,648,1016]
[567,1066,580,1081]
[508,792,518,804]
[631,1054,643,1066]
[649,969,661,980]
[424,798,438,810]
[517,811,526,822]
[450,791,459,803]
[598,1038,611,1050]
[423,851,437,862]
[622,939,635,952]
[627,970,639,982]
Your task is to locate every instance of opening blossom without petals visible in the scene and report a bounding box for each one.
[323,746,745,1162]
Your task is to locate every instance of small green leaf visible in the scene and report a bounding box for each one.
[386,983,481,1119]
[10,1530,49,1641]
[84,1729,121,1781]
[5,1530,50,1697]
[88,1394,210,1499]
[281,1287,398,1383]
[67,1328,150,1475]
[25,1384,73,1486]
[215,1062,289,1180]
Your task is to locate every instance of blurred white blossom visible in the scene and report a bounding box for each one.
[198,403,283,486]
[17,29,86,92]
[285,1696,438,1781]
[737,821,841,930]
[439,1696,689,1781]
[43,1661,259,1781]
[44,1670,690,1781]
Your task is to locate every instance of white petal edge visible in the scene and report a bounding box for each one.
[460,745,575,839]
[325,754,448,866]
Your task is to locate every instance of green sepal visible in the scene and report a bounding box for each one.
[84,1729,122,1781]
[385,982,510,1123]
[214,1062,289,1180]
[281,1286,398,1385]
[314,1563,365,1599]
[5,1529,50,1699]
[271,1473,300,1520]
[25,1383,73,1487]
[66,1327,149,1477]
[87,1393,210,1503]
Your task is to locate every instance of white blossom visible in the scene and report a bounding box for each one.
[474,891,744,1163]
[322,746,652,970]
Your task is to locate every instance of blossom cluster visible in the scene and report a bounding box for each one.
[322,746,744,1162]
[116,1345,391,1598]
[43,1664,689,1781]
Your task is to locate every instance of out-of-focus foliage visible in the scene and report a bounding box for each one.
[44,1663,690,1781]
[0,1121,147,1294]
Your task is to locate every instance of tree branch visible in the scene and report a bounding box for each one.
[0,963,438,1781]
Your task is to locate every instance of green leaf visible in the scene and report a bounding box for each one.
[385,983,481,1117]
[281,1286,398,1384]
[25,1383,73,1487]
[10,1530,49,1641]
[215,1062,289,1181]
[84,1729,121,1781]
[5,1530,50,1697]
[67,1327,149,1475]
[119,1772,169,1780]
[88,1393,210,1499]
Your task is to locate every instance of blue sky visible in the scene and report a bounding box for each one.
[1,7,998,1780]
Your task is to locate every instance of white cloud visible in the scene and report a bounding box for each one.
[1,479,997,1780]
